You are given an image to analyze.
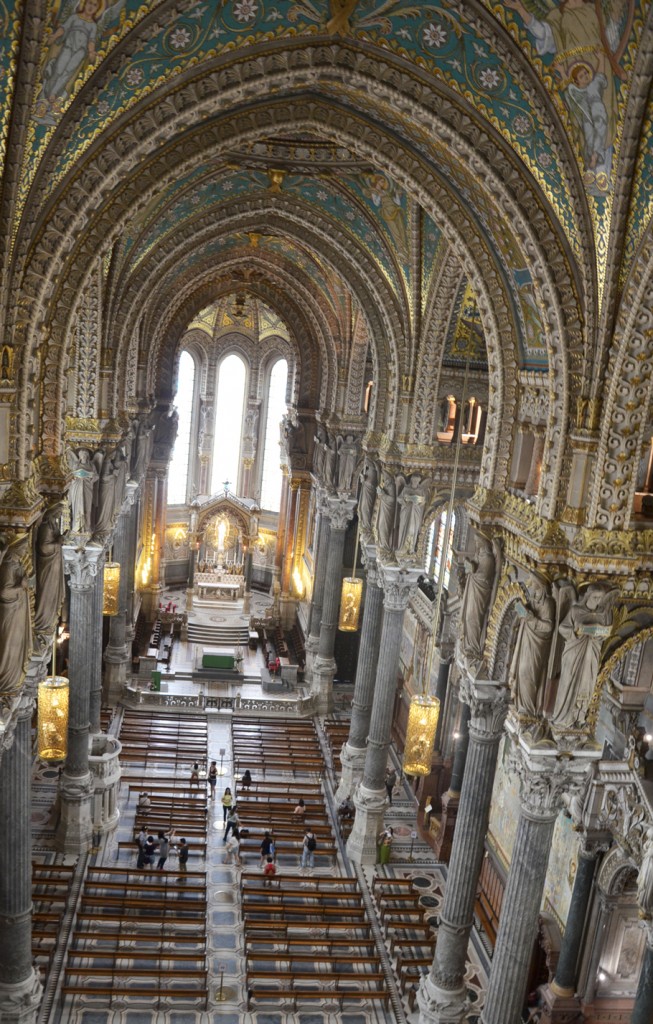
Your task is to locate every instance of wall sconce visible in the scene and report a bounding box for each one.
[403,694,440,776]
[38,676,69,761]
[103,562,120,615]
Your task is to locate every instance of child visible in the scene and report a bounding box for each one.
[263,856,277,886]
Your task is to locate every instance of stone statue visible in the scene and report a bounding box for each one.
[34,505,65,645]
[337,435,358,493]
[508,573,555,718]
[637,827,653,918]
[396,474,429,556]
[459,530,496,673]
[376,471,397,552]
[0,534,32,695]
[358,457,378,533]
[66,447,99,534]
[550,583,617,732]
[323,435,337,488]
[313,424,327,479]
[94,449,119,537]
[244,407,259,442]
[113,446,128,513]
[133,418,154,482]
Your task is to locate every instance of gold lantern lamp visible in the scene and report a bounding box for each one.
[38,675,69,761]
[339,518,362,632]
[103,561,120,616]
[403,694,441,776]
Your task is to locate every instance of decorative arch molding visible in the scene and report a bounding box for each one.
[486,577,525,684]
[11,53,579,511]
[596,845,638,897]
[194,492,257,539]
[588,231,653,530]
[345,314,370,420]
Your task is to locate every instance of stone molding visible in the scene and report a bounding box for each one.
[378,564,421,611]
[62,544,105,590]
[459,678,510,743]
[325,496,356,532]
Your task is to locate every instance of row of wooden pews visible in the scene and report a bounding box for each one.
[234,777,337,865]
[323,718,350,773]
[372,874,438,1004]
[241,871,390,1010]
[32,861,76,974]
[118,709,208,770]
[62,866,208,1006]
[231,715,323,777]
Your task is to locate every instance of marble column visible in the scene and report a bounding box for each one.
[57,546,102,853]
[336,551,383,801]
[347,565,420,865]
[418,679,509,1023]
[0,696,42,1024]
[124,488,139,647]
[480,738,596,1024]
[311,497,356,715]
[305,492,330,676]
[632,924,653,1024]
[243,548,253,615]
[88,552,105,733]
[104,490,137,704]
[540,841,603,1022]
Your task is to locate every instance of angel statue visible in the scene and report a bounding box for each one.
[637,827,653,919]
[37,0,126,119]
[458,530,497,676]
[396,474,430,557]
[375,471,397,554]
[0,535,32,695]
[34,505,66,646]
[508,572,555,720]
[549,582,618,733]
[94,449,120,538]
[337,435,358,494]
[67,447,99,534]
[358,458,378,535]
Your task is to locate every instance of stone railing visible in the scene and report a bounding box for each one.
[89,734,122,834]
[122,685,316,718]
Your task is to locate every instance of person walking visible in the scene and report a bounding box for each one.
[224,826,242,865]
[262,856,277,886]
[140,834,157,869]
[385,767,397,805]
[208,761,218,798]
[190,762,200,788]
[156,830,175,870]
[260,830,275,866]
[301,830,317,873]
[177,838,189,876]
[221,786,233,823]
[223,805,239,841]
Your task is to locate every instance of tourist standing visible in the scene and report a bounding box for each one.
[301,830,317,873]
[208,761,218,798]
[221,786,233,822]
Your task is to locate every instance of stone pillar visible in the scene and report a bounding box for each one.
[311,497,356,715]
[305,493,330,675]
[103,490,137,704]
[273,466,290,588]
[347,565,420,865]
[418,679,509,1023]
[480,738,596,1024]
[57,546,102,853]
[280,477,301,626]
[243,548,253,615]
[124,488,139,646]
[632,924,653,1024]
[88,552,105,733]
[432,697,472,862]
[0,697,42,1024]
[540,842,602,1022]
[336,551,383,801]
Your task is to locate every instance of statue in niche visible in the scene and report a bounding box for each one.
[638,828,653,918]
[323,435,337,488]
[94,449,119,537]
[133,417,155,482]
[337,435,358,493]
[458,530,496,675]
[549,583,618,732]
[358,457,378,534]
[508,573,555,720]
[375,471,397,554]
[113,445,128,512]
[66,447,99,534]
[396,474,430,556]
[313,424,328,481]
[0,535,32,695]
[34,505,66,647]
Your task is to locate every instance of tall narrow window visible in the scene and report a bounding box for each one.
[424,510,456,589]
[211,354,246,494]
[167,350,195,505]
[260,359,288,512]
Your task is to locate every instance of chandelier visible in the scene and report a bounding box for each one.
[38,675,69,761]
[103,561,120,616]
[339,518,362,632]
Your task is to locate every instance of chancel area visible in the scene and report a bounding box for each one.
[2,2,653,1023]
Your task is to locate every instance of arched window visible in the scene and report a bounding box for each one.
[462,397,483,444]
[437,395,457,442]
[260,359,288,512]
[211,354,246,494]
[167,350,195,505]
[424,509,456,589]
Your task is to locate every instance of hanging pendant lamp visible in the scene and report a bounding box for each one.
[339,517,362,632]
[103,561,121,616]
[38,675,69,761]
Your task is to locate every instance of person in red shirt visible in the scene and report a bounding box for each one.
[262,856,277,886]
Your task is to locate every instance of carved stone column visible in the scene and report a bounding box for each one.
[336,551,383,801]
[310,497,356,715]
[305,491,330,676]
[347,566,420,865]
[480,737,598,1024]
[124,487,139,647]
[88,551,105,733]
[273,466,290,590]
[632,922,653,1024]
[539,839,603,1022]
[280,477,301,627]
[525,427,545,497]
[103,486,138,704]
[0,696,42,1024]
[418,679,509,1023]
[57,546,102,853]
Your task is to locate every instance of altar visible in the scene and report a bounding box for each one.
[194,571,244,601]
[188,490,259,610]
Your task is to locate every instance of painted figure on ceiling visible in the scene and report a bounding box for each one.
[505,0,634,185]
[37,0,125,118]
[364,174,409,259]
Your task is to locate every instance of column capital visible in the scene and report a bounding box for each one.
[63,544,105,589]
[509,739,596,823]
[378,564,421,611]
[460,678,510,742]
[325,496,356,531]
